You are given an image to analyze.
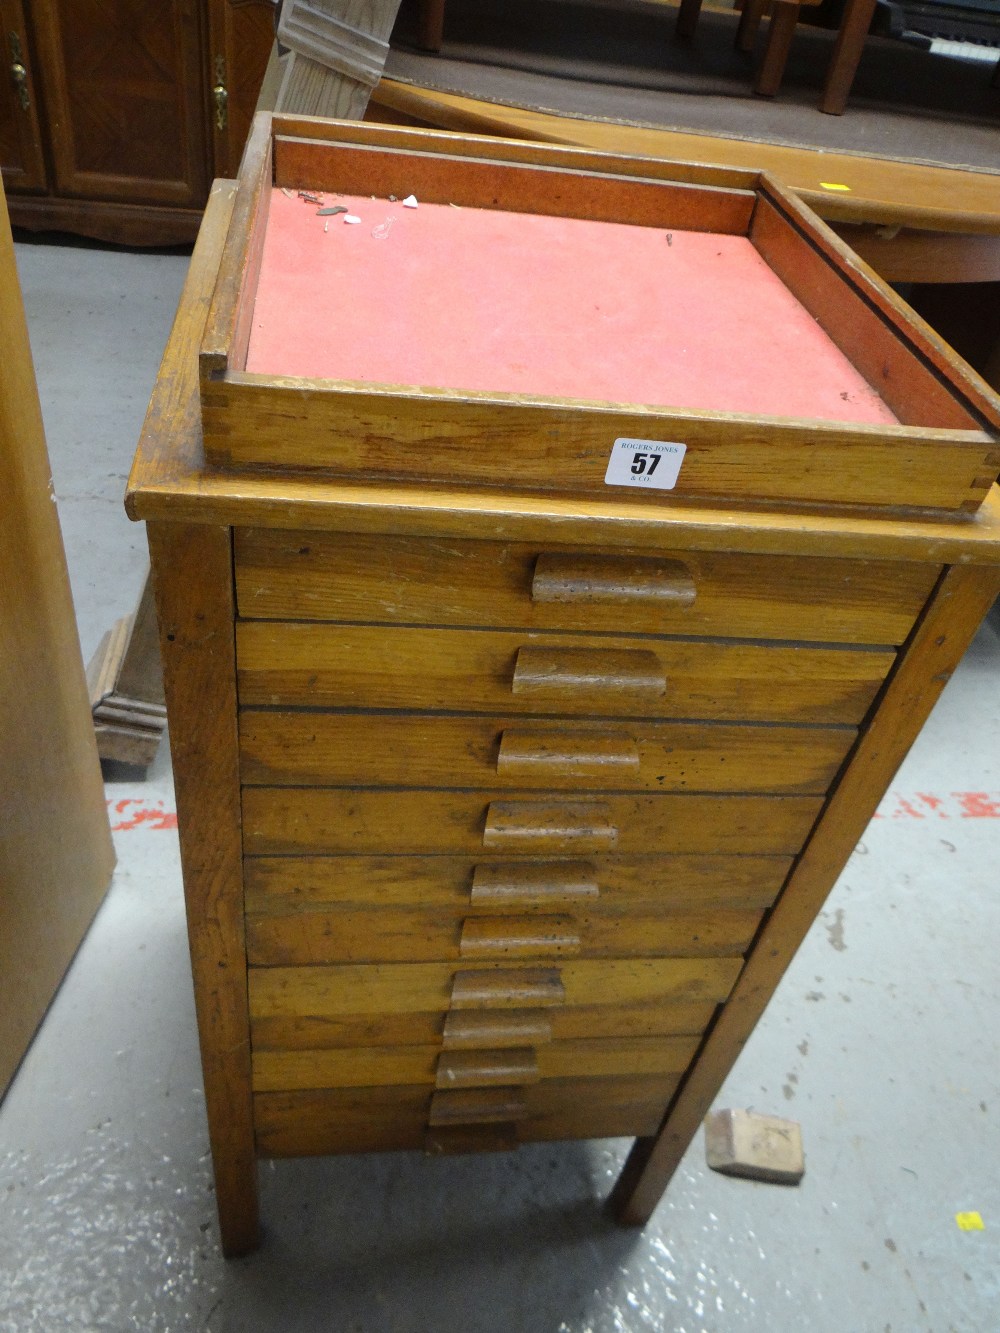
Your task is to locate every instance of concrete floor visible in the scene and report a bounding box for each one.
[2,234,999,1333]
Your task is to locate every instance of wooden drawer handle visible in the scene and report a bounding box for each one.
[512,647,666,698]
[429,1087,529,1126]
[497,728,640,779]
[460,914,581,959]
[424,1124,519,1154]
[472,860,600,906]
[442,1009,554,1049]
[532,553,696,606]
[483,800,617,852]
[450,967,565,1009]
[436,1048,540,1090]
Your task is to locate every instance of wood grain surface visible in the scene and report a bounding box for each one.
[234,528,938,644]
[611,561,1000,1225]
[236,622,894,724]
[241,788,823,856]
[242,853,794,912]
[249,956,744,1018]
[239,712,855,794]
[0,181,115,1098]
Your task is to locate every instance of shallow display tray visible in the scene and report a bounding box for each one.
[199,114,1000,514]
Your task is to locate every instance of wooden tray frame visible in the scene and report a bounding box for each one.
[200,113,1000,515]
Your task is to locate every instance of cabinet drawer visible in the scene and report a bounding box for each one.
[242,788,821,857]
[523,1075,677,1143]
[234,529,937,647]
[240,712,855,794]
[250,998,721,1053]
[254,1075,678,1156]
[245,901,763,966]
[248,956,743,1021]
[244,853,791,912]
[237,622,894,725]
[256,1085,429,1156]
[252,1035,703,1092]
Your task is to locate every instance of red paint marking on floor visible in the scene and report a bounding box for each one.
[916,792,947,815]
[874,791,1000,820]
[106,798,178,831]
[954,792,1000,818]
[891,796,926,819]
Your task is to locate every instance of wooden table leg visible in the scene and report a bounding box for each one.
[819,0,877,114]
[148,521,260,1258]
[736,0,770,52]
[417,0,446,51]
[675,0,705,41]
[754,0,800,94]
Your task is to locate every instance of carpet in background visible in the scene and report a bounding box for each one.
[387,0,1000,170]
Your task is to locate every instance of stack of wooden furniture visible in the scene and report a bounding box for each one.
[128,114,1000,1256]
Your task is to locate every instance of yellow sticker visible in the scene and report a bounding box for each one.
[820,182,852,192]
[956,1212,985,1231]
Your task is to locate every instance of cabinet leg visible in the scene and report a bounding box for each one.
[148,521,260,1257]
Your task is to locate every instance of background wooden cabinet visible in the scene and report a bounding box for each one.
[1,0,274,244]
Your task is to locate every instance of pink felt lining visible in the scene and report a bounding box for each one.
[244,190,897,425]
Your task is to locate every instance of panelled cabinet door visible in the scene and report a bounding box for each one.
[28,0,210,207]
[0,0,48,192]
[206,0,276,178]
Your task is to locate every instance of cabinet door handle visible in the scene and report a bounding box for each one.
[471,860,600,905]
[9,32,29,111]
[497,727,639,779]
[460,914,581,959]
[442,1009,554,1049]
[435,1048,540,1090]
[450,967,565,1009]
[532,553,696,605]
[212,55,228,130]
[512,646,666,698]
[483,800,617,852]
[428,1087,529,1126]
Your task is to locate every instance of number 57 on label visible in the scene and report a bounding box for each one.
[604,438,687,490]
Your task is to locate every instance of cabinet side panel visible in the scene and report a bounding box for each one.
[147,520,259,1258]
[610,561,1000,1224]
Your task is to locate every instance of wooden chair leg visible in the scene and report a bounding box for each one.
[819,0,877,113]
[736,0,770,52]
[417,0,446,51]
[675,0,705,41]
[755,0,800,95]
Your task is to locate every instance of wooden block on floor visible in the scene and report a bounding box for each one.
[704,1108,805,1184]
[86,572,166,769]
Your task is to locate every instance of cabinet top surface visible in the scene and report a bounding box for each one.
[246,189,896,427]
[127,179,1000,565]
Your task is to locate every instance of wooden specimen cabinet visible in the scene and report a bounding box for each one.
[0,0,274,245]
[127,118,1000,1257]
